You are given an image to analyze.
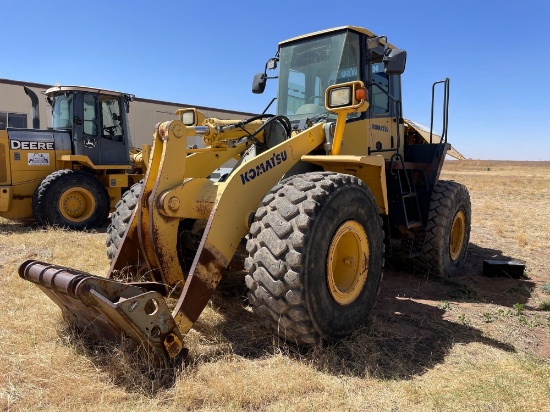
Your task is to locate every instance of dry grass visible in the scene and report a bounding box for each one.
[1,160,549,411]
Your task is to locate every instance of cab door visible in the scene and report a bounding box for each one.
[367,54,403,159]
[72,92,100,164]
[97,95,130,165]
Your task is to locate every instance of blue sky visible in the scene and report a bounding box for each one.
[2,0,549,160]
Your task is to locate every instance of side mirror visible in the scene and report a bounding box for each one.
[366,37,380,50]
[383,48,407,75]
[252,73,267,94]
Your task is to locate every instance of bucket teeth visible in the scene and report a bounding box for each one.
[19,259,185,363]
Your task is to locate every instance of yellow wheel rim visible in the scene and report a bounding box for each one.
[449,210,466,261]
[327,220,369,306]
[59,188,96,223]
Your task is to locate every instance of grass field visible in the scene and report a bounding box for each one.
[1,160,549,411]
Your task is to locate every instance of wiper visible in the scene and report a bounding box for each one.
[306,111,330,126]
[292,112,331,132]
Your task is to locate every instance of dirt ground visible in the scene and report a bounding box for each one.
[1,160,549,411]
[377,160,550,363]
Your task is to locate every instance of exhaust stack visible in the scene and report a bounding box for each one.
[23,86,40,129]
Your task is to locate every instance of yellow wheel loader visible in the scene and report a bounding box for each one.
[19,26,471,364]
[0,85,148,229]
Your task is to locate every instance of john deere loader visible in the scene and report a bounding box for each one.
[0,85,148,229]
[19,26,471,364]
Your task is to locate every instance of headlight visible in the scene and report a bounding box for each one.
[328,87,352,108]
[324,81,368,113]
[181,111,195,126]
[176,108,205,126]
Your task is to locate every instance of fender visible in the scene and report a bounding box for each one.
[301,154,388,215]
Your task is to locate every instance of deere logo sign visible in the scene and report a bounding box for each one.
[10,140,54,150]
[240,150,287,185]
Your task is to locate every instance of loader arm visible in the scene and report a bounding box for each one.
[169,123,326,333]
[114,117,325,334]
[20,117,326,363]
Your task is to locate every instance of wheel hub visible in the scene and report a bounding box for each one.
[449,210,466,261]
[59,188,96,222]
[326,220,369,305]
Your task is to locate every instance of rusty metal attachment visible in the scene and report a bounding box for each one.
[19,259,184,363]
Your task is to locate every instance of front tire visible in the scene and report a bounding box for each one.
[32,170,110,230]
[106,180,143,260]
[245,172,384,344]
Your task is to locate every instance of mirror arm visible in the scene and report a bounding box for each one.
[261,97,277,115]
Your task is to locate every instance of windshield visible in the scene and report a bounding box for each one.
[277,31,360,120]
[52,94,73,129]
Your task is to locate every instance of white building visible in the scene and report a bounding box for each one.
[0,78,255,148]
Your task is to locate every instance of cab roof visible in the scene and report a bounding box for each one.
[279,26,397,49]
[44,85,133,98]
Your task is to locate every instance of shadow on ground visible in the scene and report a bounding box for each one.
[388,241,536,306]
[58,241,534,393]
[0,219,35,234]
[0,219,109,234]
[199,240,530,380]
[57,320,182,395]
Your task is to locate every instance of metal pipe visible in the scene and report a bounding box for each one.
[23,86,40,129]
[193,126,210,135]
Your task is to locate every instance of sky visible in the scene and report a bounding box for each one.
[1,0,549,160]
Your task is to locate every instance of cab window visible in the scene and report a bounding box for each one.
[369,55,402,116]
[83,94,98,136]
[277,31,361,120]
[100,96,123,142]
[52,94,73,129]
[370,60,389,115]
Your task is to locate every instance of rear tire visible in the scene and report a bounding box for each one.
[245,172,384,344]
[32,169,109,230]
[413,180,471,277]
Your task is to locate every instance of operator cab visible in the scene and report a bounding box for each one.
[253,26,406,158]
[45,86,134,165]
[277,29,363,122]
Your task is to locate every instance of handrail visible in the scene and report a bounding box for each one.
[429,78,450,146]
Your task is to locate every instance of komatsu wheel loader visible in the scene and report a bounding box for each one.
[19,26,471,364]
[0,85,148,229]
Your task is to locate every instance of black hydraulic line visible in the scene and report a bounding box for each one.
[226,114,291,149]
[250,115,292,142]
[240,113,274,125]
[262,98,277,115]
